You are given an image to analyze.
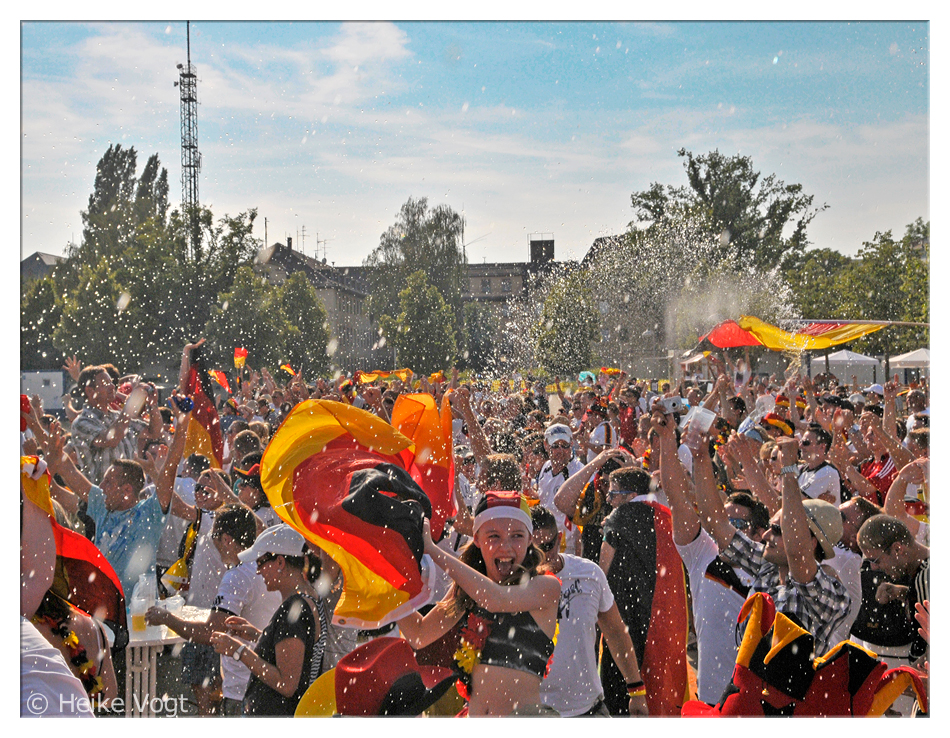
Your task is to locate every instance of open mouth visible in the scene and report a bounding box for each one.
[495,558,516,577]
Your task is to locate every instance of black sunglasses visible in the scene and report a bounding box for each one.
[768,523,783,537]
[729,517,751,531]
[194,483,213,495]
[535,536,559,552]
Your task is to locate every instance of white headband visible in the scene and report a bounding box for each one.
[472,507,533,537]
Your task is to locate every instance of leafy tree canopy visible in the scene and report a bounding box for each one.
[364,197,467,334]
[630,148,827,271]
[379,270,457,376]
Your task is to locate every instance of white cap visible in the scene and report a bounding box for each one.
[544,423,572,446]
[864,383,885,397]
[238,524,307,563]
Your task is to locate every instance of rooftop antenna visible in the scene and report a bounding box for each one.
[176,21,201,259]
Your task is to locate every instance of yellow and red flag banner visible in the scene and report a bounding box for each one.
[184,345,224,467]
[209,370,231,394]
[280,363,295,377]
[428,371,446,384]
[736,316,886,352]
[354,368,413,384]
[234,347,248,369]
[600,367,623,376]
[260,400,438,628]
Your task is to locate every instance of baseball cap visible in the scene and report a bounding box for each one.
[544,423,572,446]
[238,524,307,563]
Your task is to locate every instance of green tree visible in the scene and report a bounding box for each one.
[77,145,169,266]
[379,270,457,375]
[461,301,499,373]
[364,197,467,335]
[630,148,827,270]
[21,275,63,371]
[788,248,853,320]
[837,220,929,359]
[52,258,138,371]
[535,271,599,377]
[277,272,331,375]
[203,266,287,370]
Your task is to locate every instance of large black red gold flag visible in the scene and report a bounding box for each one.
[260,400,452,629]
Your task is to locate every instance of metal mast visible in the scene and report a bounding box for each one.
[177,21,201,259]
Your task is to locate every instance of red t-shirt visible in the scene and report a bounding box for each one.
[858,454,896,506]
[618,406,639,448]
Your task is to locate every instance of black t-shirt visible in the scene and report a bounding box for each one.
[242,593,327,716]
[850,565,916,648]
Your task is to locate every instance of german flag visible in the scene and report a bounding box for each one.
[234,347,248,369]
[21,457,128,647]
[184,344,224,467]
[209,370,231,394]
[260,400,440,628]
[601,499,689,716]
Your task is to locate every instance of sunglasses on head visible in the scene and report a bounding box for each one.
[256,552,280,567]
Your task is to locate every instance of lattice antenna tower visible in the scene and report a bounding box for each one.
[176,21,201,259]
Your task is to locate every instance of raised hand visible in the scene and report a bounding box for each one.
[63,354,83,382]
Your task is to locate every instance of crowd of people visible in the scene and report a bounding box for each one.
[20,340,930,717]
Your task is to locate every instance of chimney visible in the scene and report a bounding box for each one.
[529,235,554,264]
[287,236,293,249]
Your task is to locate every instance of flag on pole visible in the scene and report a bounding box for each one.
[209,370,231,394]
[736,316,886,352]
[184,345,224,467]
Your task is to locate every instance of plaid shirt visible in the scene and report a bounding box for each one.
[723,530,851,657]
[69,407,145,486]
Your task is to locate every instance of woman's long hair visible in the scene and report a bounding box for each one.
[443,537,545,619]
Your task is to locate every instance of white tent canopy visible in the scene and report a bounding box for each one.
[889,348,930,369]
[809,349,880,385]
[825,349,880,365]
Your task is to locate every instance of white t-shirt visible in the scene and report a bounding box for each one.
[212,560,283,701]
[797,463,841,506]
[157,477,196,569]
[21,617,94,717]
[186,509,226,608]
[824,547,863,648]
[676,529,750,704]
[536,458,584,553]
[539,555,614,716]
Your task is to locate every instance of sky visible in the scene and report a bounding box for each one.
[19,19,931,267]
